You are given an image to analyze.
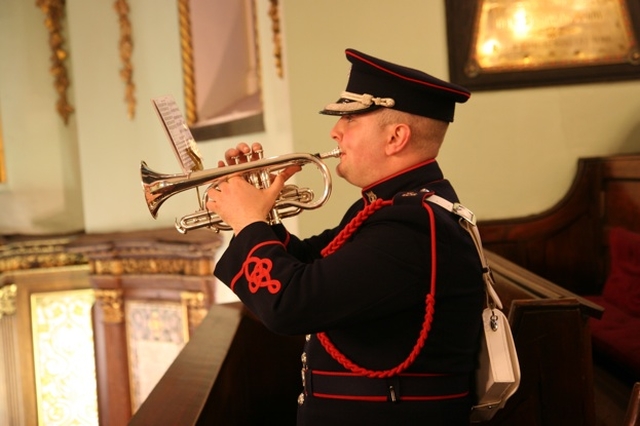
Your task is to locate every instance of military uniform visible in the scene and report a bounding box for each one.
[215,159,484,425]
[214,49,483,425]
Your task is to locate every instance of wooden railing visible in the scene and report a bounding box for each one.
[129,303,304,425]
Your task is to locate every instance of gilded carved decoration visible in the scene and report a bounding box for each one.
[178,0,198,125]
[95,289,124,323]
[92,256,213,276]
[0,238,86,273]
[0,284,17,318]
[34,0,279,126]
[36,0,136,121]
[268,0,283,78]
[79,234,221,276]
[114,0,136,119]
[36,0,74,124]
[181,291,206,330]
[0,114,6,183]
[31,289,99,425]
[1,232,220,321]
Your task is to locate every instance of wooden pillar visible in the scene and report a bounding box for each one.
[71,228,222,426]
[93,282,131,426]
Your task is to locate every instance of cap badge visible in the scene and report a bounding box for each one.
[341,91,395,108]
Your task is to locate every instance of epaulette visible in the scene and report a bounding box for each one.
[391,189,436,207]
[393,189,476,225]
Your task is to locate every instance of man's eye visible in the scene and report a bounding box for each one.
[343,115,354,122]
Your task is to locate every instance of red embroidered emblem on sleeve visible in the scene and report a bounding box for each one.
[243,256,281,294]
[230,240,284,294]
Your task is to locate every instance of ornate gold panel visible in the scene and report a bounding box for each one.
[95,289,124,323]
[125,299,189,412]
[0,284,16,318]
[31,289,98,426]
[1,265,93,426]
[0,238,86,273]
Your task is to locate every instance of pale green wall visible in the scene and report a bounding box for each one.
[1,0,640,240]
[0,0,84,234]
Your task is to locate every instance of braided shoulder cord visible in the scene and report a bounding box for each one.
[317,198,438,378]
[320,198,391,256]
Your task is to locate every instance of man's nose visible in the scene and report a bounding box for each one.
[329,120,341,141]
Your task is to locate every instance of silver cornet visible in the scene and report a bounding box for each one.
[140,148,341,233]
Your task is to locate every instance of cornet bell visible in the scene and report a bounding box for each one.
[140,161,178,218]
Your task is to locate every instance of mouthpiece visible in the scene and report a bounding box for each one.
[316,148,342,159]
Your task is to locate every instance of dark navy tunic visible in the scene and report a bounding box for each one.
[214,159,484,425]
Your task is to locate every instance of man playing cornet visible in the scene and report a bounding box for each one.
[206,48,484,426]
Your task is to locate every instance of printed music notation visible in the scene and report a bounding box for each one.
[152,95,203,173]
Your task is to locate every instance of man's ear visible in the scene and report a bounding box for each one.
[385,123,411,155]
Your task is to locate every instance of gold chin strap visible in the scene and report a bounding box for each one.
[340,91,395,108]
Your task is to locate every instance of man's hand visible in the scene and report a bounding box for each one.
[206,143,301,235]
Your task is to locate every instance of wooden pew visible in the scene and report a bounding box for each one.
[624,382,640,426]
[477,153,640,420]
[129,252,603,425]
[480,252,603,426]
[478,153,640,297]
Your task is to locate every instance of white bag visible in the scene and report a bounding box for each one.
[470,306,521,422]
[425,194,521,422]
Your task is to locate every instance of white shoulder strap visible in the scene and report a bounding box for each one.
[426,194,503,310]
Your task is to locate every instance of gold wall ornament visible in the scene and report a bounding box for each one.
[36,0,75,125]
[177,0,198,125]
[68,230,221,276]
[91,256,212,276]
[30,289,99,425]
[0,284,17,318]
[95,288,124,323]
[0,238,87,273]
[181,291,206,330]
[268,0,283,78]
[0,110,6,183]
[114,0,136,119]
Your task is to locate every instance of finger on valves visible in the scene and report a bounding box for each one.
[253,147,264,160]
[229,153,241,165]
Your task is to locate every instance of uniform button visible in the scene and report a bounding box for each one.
[305,334,311,342]
[298,393,305,405]
[301,352,307,364]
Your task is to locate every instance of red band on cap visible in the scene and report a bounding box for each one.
[346,50,470,100]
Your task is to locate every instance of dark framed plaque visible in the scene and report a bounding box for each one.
[445,0,640,90]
